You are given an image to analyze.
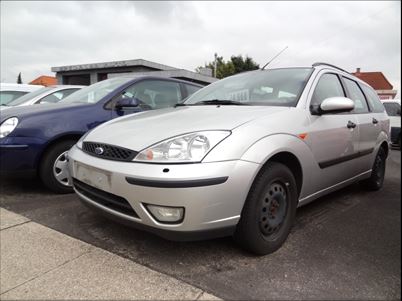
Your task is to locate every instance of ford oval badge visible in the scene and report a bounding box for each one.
[95,147,104,155]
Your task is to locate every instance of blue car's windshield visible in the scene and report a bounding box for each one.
[61,77,132,104]
[185,68,313,107]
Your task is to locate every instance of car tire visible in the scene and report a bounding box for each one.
[234,162,298,255]
[361,147,387,191]
[39,140,76,194]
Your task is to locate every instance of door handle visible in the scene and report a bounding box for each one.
[347,121,357,129]
[372,118,379,124]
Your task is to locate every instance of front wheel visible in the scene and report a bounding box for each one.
[234,162,298,255]
[39,140,76,194]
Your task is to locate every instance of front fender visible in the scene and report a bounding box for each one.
[240,134,318,199]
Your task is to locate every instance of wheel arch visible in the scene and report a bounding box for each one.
[264,152,303,197]
[34,133,83,171]
[241,134,316,199]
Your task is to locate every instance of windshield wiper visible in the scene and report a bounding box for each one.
[194,99,249,106]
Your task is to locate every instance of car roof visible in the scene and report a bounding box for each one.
[115,75,204,87]
[0,83,43,92]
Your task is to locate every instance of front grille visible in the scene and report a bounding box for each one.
[83,142,138,162]
[73,178,139,218]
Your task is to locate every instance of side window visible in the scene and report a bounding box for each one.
[342,77,369,113]
[311,73,345,107]
[360,84,385,113]
[40,89,80,104]
[0,91,27,105]
[124,80,182,109]
[185,84,201,98]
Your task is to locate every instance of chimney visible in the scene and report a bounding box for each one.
[356,68,361,73]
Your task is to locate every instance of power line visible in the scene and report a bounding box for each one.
[295,3,395,58]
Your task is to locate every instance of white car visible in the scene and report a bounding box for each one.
[382,99,401,148]
[2,85,84,108]
[0,83,42,106]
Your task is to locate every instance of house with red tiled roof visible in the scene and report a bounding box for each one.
[29,75,57,87]
[352,68,397,100]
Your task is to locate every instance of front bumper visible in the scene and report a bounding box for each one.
[0,136,46,176]
[68,145,260,240]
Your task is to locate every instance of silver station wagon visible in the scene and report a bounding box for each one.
[68,63,390,255]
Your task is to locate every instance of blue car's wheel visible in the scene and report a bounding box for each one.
[39,139,76,194]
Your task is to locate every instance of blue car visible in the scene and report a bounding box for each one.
[0,76,202,193]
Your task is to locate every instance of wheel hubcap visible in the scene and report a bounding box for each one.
[260,182,288,236]
[53,151,71,187]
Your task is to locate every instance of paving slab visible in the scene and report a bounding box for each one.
[1,247,207,300]
[0,209,220,300]
[0,208,29,230]
[0,221,92,294]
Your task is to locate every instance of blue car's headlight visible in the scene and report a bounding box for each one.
[0,117,19,138]
[134,131,231,163]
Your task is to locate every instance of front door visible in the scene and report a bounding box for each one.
[307,72,360,192]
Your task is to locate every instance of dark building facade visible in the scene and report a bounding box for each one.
[51,59,216,86]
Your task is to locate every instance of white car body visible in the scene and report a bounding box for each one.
[0,83,43,105]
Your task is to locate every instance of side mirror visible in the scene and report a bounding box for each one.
[115,96,140,109]
[311,97,355,115]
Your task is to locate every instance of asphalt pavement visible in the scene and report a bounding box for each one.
[1,150,400,300]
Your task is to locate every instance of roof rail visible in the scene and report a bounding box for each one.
[312,62,349,73]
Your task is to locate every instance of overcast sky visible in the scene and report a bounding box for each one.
[1,1,401,95]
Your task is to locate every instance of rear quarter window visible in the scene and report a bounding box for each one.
[185,84,201,97]
[360,84,385,113]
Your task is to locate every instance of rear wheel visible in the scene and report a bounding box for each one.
[361,147,387,191]
[234,162,298,255]
[39,140,76,194]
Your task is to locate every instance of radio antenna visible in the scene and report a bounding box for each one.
[261,46,288,70]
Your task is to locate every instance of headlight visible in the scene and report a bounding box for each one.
[135,131,231,163]
[0,117,19,138]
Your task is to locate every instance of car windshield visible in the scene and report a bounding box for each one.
[6,87,52,106]
[383,102,401,116]
[61,77,131,104]
[185,68,313,107]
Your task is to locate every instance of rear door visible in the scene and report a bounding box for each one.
[341,76,379,173]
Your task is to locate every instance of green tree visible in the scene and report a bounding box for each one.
[197,55,259,79]
[17,72,22,84]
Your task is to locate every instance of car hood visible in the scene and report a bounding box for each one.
[86,105,289,151]
[0,102,89,122]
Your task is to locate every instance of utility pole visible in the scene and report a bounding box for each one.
[214,53,217,78]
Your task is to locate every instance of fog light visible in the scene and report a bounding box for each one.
[145,204,184,223]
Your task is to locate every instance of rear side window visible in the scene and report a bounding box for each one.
[311,73,345,107]
[360,84,385,113]
[342,77,369,113]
